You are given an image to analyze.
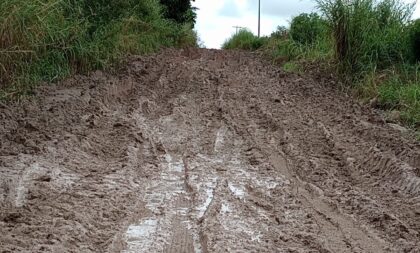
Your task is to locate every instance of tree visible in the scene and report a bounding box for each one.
[160,0,196,25]
[290,13,326,45]
[409,19,420,62]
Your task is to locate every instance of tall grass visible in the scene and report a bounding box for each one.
[247,0,419,128]
[0,0,197,99]
[222,29,267,51]
[262,38,333,64]
[312,0,419,128]
[316,0,414,80]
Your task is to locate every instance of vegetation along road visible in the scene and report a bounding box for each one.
[1,0,420,252]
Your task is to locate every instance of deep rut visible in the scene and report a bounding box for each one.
[1,49,419,253]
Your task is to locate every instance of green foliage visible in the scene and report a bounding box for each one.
[160,0,196,25]
[262,0,418,129]
[283,62,303,73]
[265,35,333,62]
[271,26,289,39]
[409,19,420,62]
[222,29,267,51]
[378,76,420,127]
[290,13,327,45]
[0,0,197,98]
[316,0,414,80]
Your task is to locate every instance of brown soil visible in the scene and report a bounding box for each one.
[1,49,419,253]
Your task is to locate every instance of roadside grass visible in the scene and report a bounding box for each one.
[377,67,420,127]
[0,0,197,100]
[253,0,419,131]
[282,62,303,74]
[316,0,414,80]
[222,29,268,51]
[379,82,419,127]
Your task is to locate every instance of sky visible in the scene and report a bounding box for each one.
[192,0,420,49]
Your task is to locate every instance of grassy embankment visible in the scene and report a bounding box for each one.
[223,0,419,130]
[0,0,197,100]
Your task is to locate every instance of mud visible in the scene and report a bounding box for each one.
[1,49,419,252]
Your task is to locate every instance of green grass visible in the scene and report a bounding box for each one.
[262,0,419,130]
[222,29,267,51]
[377,74,419,127]
[282,61,303,73]
[0,0,197,100]
[267,38,333,62]
[316,0,414,80]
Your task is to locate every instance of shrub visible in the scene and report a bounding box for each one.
[271,26,289,39]
[222,29,266,51]
[290,13,327,45]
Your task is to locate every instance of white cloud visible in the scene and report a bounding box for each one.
[193,0,420,49]
[219,0,240,17]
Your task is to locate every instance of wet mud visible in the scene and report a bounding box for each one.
[1,49,419,252]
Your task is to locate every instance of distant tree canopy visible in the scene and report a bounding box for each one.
[159,0,196,25]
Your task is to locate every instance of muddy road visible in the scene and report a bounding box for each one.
[1,49,420,252]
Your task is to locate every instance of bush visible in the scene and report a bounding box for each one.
[271,26,289,39]
[409,19,420,63]
[290,13,327,45]
[222,29,266,51]
[0,0,197,98]
[316,0,414,80]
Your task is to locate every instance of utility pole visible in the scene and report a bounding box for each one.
[258,0,261,37]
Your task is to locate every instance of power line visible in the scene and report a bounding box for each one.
[233,26,245,34]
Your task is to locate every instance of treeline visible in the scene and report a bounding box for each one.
[0,0,197,99]
[223,0,419,129]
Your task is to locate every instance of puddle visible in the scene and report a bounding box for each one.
[228,182,246,199]
[125,113,205,252]
[221,202,232,214]
[197,180,217,219]
[164,154,184,173]
[126,219,158,239]
[15,163,44,207]
[214,127,226,152]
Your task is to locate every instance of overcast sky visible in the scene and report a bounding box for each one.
[193,0,420,49]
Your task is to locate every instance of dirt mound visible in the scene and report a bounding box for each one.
[1,48,419,252]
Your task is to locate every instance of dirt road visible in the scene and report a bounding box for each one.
[1,49,420,252]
